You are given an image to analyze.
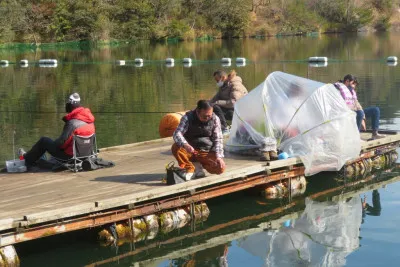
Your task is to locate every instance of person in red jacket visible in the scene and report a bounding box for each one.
[19,93,95,166]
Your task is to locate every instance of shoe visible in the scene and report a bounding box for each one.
[174,167,194,181]
[259,151,270,161]
[222,128,230,136]
[18,148,26,159]
[371,133,386,140]
[269,151,278,161]
[184,172,195,181]
[194,162,206,178]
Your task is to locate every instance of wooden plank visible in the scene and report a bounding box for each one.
[0,219,14,232]
[99,137,173,152]
[23,202,97,225]
[95,162,267,209]
[267,157,302,169]
[0,132,399,233]
[360,132,400,151]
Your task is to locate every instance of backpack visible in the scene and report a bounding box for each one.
[166,161,186,185]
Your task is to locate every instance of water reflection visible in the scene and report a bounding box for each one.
[239,197,362,267]
[1,33,400,165]
[362,190,382,218]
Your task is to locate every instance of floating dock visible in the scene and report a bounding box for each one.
[26,164,400,267]
[0,131,399,253]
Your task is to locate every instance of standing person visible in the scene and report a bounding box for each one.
[211,70,248,134]
[19,93,96,166]
[172,100,226,181]
[334,74,385,140]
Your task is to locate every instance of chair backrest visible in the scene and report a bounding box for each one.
[73,133,96,158]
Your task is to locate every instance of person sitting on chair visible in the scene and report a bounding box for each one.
[334,74,385,140]
[172,100,226,181]
[19,93,96,167]
[211,70,248,135]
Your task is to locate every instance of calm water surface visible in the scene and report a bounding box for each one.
[1,32,399,266]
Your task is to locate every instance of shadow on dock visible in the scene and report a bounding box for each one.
[92,173,165,185]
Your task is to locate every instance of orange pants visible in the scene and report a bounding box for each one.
[171,143,225,174]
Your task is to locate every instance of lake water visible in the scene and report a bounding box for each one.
[1,32,399,266]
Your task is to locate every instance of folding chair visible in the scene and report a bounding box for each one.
[53,133,98,172]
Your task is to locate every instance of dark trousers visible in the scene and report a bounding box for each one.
[24,137,70,166]
[355,107,380,131]
[212,105,234,131]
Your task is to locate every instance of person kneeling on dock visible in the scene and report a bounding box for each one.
[334,74,385,140]
[172,100,226,181]
[19,93,95,167]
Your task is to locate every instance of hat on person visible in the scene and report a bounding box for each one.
[67,93,80,104]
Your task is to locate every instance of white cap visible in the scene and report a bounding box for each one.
[68,93,80,104]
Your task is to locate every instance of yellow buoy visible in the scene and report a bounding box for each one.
[159,111,187,138]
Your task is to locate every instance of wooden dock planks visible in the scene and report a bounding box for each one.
[0,132,399,234]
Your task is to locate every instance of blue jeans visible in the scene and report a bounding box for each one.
[355,107,380,131]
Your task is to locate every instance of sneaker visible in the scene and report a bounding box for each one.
[194,162,206,178]
[269,151,278,161]
[184,172,195,181]
[18,148,26,159]
[174,168,194,181]
[371,133,386,140]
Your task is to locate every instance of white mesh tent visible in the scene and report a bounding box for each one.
[226,71,361,176]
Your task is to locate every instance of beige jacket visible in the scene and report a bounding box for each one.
[210,76,248,109]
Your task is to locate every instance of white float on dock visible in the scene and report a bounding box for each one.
[39,59,58,65]
[236,57,246,63]
[309,62,328,68]
[20,59,28,67]
[221,57,231,64]
[0,60,9,67]
[308,57,328,63]
[165,58,174,64]
[221,58,231,67]
[116,60,125,66]
[183,62,192,68]
[183,58,192,64]
[387,56,397,62]
[39,63,58,68]
[134,58,144,64]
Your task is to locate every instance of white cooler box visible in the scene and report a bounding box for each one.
[6,159,27,173]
